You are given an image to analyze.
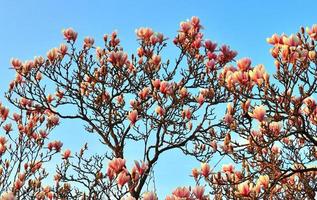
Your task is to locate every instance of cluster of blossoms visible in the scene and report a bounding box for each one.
[174,16,203,53]
[303,97,317,125]
[219,57,269,91]
[136,27,164,46]
[127,79,201,126]
[174,17,237,73]
[106,158,148,189]
[267,32,315,65]
[190,162,271,199]
[0,101,67,199]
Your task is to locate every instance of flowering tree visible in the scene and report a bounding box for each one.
[0,100,64,199]
[169,25,317,199]
[2,17,317,199]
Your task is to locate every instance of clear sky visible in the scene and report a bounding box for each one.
[1,0,317,198]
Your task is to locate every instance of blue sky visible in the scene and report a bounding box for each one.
[1,0,317,198]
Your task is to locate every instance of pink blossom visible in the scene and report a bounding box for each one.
[62,28,78,41]
[237,181,252,197]
[222,164,234,173]
[108,158,126,174]
[249,105,266,122]
[117,171,130,188]
[192,186,205,199]
[155,106,165,116]
[200,163,210,177]
[128,110,138,125]
[172,187,190,199]
[237,58,251,71]
[84,37,94,48]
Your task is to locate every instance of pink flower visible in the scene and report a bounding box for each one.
[108,158,126,174]
[12,113,21,122]
[136,27,154,41]
[150,55,161,66]
[179,87,188,98]
[182,108,191,120]
[117,171,130,188]
[130,99,138,108]
[206,59,216,72]
[34,56,45,66]
[0,136,7,154]
[96,47,105,59]
[249,105,266,122]
[196,94,205,106]
[192,168,199,180]
[258,175,270,189]
[159,81,169,95]
[3,123,12,133]
[31,161,42,173]
[308,24,317,40]
[237,181,252,197]
[137,47,144,57]
[282,34,300,46]
[241,99,251,113]
[133,160,148,175]
[218,45,237,63]
[303,97,316,110]
[139,87,150,100]
[152,79,161,90]
[187,121,192,130]
[224,114,233,125]
[172,187,190,199]
[47,115,60,128]
[106,168,115,180]
[233,71,249,86]
[266,33,282,45]
[84,37,94,48]
[116,95,124,105]
[204,40,217,52]
[62,149,71,159]
[107,51,128,67]
[192,186,205,199]
[179,21,192,33]
[155,106,165,116]
[222,164,234,173]
[191,16,201,28]
[271,145,280,154]
[128,110,138,125]
[249,64,267,85]
[14,179,23,190]
[11,58,22,69]
[237,58,251,71]
[269,122,281,136]
[58,44,68,56]
[165,195,176,200]
[19,98,30,108]
[62,28,78,41]
[200,163,210,177]
[47,48,59,62]
[48,140,63,152]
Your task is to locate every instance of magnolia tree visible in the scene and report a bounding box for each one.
[1,17,317,199]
